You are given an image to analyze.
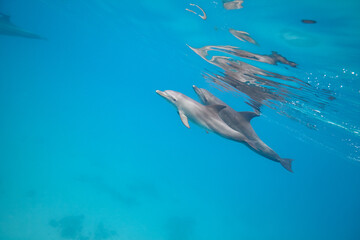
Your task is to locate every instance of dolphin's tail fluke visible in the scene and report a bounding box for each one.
[279,158,293,172]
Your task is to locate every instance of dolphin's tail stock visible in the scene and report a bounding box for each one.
[279,158,293,173]
[245,140,294,172]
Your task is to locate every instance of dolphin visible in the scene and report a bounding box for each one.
[192,85,293,172]
[156,88,293,172]
[0,12,43,39]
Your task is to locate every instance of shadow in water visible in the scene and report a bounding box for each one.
[49,215,117,240]
[164,216,195,240]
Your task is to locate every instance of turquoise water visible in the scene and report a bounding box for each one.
[0,0,360,239]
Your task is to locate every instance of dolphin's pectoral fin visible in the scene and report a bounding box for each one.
[207,104,226,113]
[238,111,260,122]
[178,111,190,128]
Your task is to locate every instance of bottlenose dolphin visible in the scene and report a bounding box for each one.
[192,86,293,172]
[156,88,293,172]
[0,12,43,39]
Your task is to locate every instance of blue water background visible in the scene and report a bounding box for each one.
[0,0,360,239]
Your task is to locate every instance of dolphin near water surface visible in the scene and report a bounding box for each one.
[156,87,293,172]
[0,12,43,39]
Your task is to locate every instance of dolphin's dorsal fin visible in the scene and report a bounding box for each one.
[178,111,190,128]
[207,104,226,113]
[238,111,259,122]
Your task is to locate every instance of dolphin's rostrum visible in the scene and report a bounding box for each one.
[156,87,293,172]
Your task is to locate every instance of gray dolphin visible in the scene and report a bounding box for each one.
[156,88,293,172]
[192,85,293,172]
[0,13,43,39]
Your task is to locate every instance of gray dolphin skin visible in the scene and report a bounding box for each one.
[0,12,43,39]
[156,87,293,172]
[192,85,293,172]
[156,89,246,140]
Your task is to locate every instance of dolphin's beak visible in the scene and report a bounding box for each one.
[192,85,208,104]
[156,90,167,98]
[192,85,201,95]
